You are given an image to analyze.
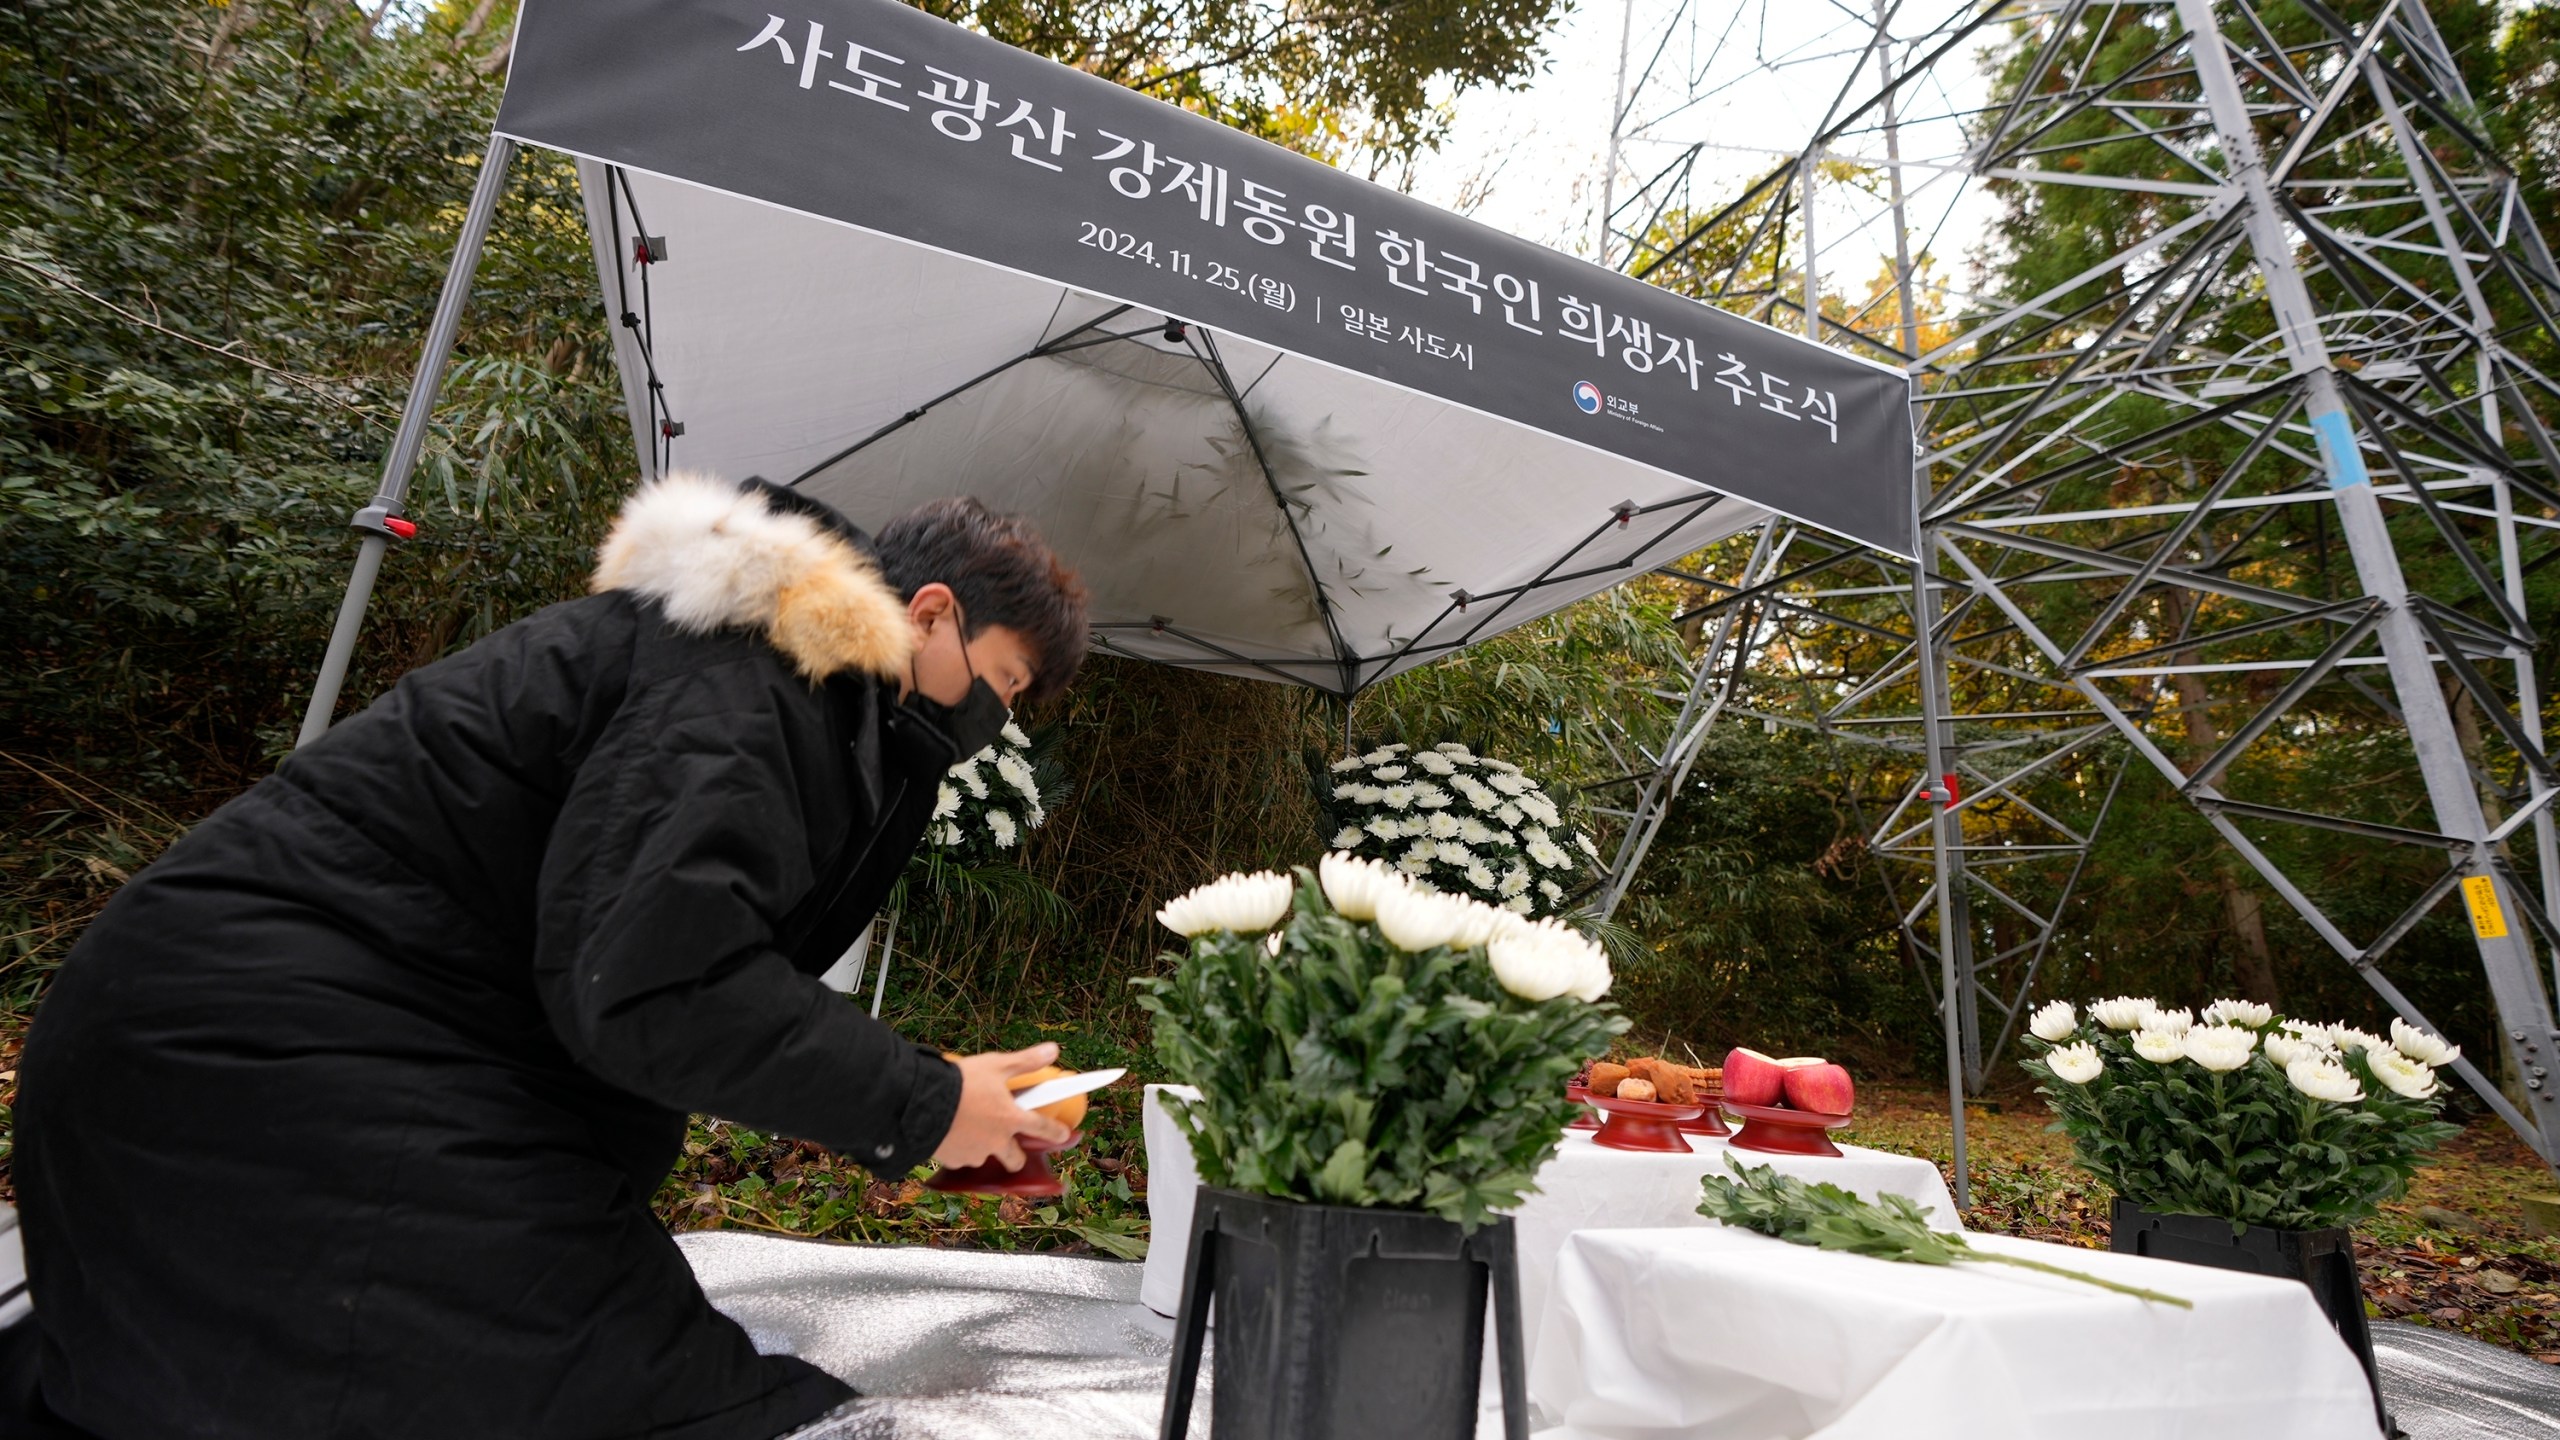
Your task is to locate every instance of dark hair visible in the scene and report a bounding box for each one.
[874,497,1089,703]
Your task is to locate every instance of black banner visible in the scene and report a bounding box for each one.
[496,0,1916,556]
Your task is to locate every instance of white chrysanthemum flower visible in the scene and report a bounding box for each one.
[1538,878,1564,905]
[1526,838,1571,870]
[1435,741,1473,756]
[2263,1033,2315,1067]
[1523,825,1550,847]
[1361,747,1399,765]
[1333,826,1367,849]
[2146,1007,2194,1036]
[2047,1042,2104,1084]
[1487,915,1610,1002]
[953,762,989,800]
[995,752,1040,801]
[2390,1018,2461,1068]
[1000,720,1031,748]
[1424,811,1461,840]
[2287,1055,2364,1104]
[2133,1029,2186,1063]
[1374,884,1475,951]
[1414,783,1453,809]
[936,821,962,846]
[1502,895,1533,914]
[1436,840,1476,866]
[1395,853,1432,877]
[2182,1025,2256,1072]
[2330,1027,2389,1054]
[1498,865,1531,898]
[1363,816,1400,842]
[1453,776,1499,808]
[1488,771,1531,796]
[1414,751,1456,775]
[1319,852,1405,920]
[932,783,962,821]
[1330,754,1366,773]
[2366,1049,2439,1100]
[1458,818,1495,846]
[1520,796,1561,829]
[1381,785,1417,811]
[1466,862,1498,891]
[2088,996,2157,1032]
[2202,998,2273,1028]
[1575,832,1600,859]
[1156,871,1294,937]
[1373,764,1409,781]
[1481,757,1521,774]
[1497,803,1524,827]
[2027,1000,2076,1042]
[987,810,1018,849]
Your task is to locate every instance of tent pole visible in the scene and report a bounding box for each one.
[295,135,519,749]
[1908,381,1968,1211]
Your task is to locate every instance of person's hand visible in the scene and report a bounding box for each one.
[934,1042,1074,1172]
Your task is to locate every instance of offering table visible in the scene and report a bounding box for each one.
[1530,1224,2381,1439]
[1137,1084,1956,1329]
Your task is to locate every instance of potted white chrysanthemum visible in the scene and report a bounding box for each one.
[921,720,1055,863]
[1322,741,1599,917]
[2021,997,2459,1429]
[1139,854,1628,1440]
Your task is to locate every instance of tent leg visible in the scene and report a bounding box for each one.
[295,135,520,749]
[1908,383,1969,1212]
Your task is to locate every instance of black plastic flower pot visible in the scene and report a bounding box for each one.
[2109,1198,2393,1435]
[1158,1187,1528,1440]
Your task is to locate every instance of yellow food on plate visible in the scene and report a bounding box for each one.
[1616,1077,1658,1103]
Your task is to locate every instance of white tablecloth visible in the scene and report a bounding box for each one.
[1531,1225,2383,1440]
[1138,1084,1959,1332]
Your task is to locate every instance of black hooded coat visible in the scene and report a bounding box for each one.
[9,477,964,1438]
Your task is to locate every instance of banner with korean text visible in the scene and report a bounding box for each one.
[495,0,1917,556]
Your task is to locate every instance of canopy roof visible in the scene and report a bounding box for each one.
[496,0,1912,693]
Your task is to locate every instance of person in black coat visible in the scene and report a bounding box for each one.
[4,474,1090,1438]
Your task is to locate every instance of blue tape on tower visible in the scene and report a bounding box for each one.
[2309,410,2369,489]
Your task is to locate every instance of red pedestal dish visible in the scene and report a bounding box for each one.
[1678,1089,1731,1137]
[1720,1100,1852,1158]
[1565,1082,1599,1131]
[1588,1094,1704,1152]
[924,1130,1083,1197]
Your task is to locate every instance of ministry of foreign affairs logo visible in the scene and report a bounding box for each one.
[1572,380,1603,414]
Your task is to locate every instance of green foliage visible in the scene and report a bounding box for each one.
[1698,1157,2192,1306]
[918,0,1576,159]
[2022,1015,2460,1233]
[1135,869,1626,1230]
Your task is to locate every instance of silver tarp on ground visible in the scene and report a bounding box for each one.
[685,1233,2560,1440]
[2371,1320,2560,1439]
[680,1232,1203,1440]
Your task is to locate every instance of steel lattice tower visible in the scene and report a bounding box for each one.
[1582,0,2560,1198]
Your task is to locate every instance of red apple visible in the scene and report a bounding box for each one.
[1722,1048,1787,1106]
[1781,1062,1856,1117]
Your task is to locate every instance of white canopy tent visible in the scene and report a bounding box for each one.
[578,165,1767,692]
[295,0,1913,735]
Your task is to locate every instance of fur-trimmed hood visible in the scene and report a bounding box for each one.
[591,473,914,682]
